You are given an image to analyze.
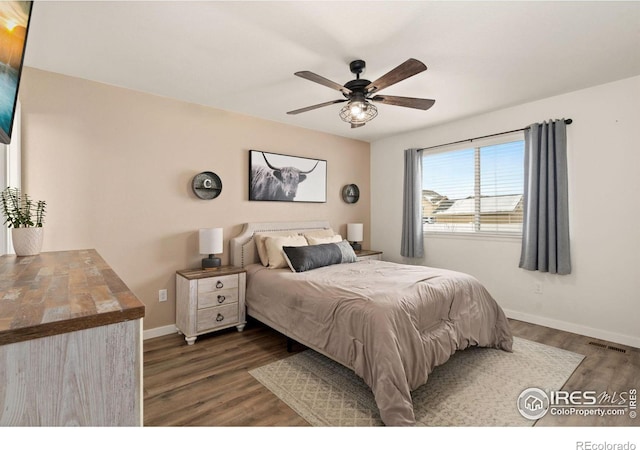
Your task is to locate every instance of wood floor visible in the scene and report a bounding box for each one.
[143,318,639,427]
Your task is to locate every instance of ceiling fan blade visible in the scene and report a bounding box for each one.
[370,95,435,110]
[287,99,347,115]
[365,58,427,94]
[351,122,366,129]
[295,71,352,95]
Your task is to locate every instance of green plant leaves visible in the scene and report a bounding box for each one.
[1,187,46,228]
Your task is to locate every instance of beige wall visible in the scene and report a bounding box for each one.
[20,67,370,330]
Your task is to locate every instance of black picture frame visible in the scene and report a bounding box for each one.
[249,150,327,203]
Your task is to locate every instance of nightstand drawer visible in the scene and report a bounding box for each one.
[355,250,383,262]
[198,274,238,293]
[196,303,239,332]
[357,254,382,262]
[198,288,238,309]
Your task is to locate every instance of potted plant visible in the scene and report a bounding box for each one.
[1,187,46,256]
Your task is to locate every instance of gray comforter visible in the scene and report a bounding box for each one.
[245,260,513,426]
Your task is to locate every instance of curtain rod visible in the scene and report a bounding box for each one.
[418,118,572,152]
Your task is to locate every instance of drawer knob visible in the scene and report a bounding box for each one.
[216,281,224,289]
[216,313,224,322]
[217,295,226,303]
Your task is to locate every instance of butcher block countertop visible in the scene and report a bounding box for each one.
[0,249,145,346]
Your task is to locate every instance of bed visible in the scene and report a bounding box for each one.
[229,221,513,426]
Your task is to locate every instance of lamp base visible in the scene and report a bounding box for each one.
[350,242,362,251]
[202,254,221,269]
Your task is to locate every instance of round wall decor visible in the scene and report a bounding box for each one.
[192,171,222,200]
[341,184,360,204]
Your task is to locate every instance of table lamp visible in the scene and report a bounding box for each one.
[199,228,223,269]
[347,223,363,251]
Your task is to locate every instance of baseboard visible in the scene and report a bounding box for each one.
[143,324,178,341]
[504,308,640,349]
[145,313,640,349]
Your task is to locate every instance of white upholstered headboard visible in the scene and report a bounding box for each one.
[229,220,333,268]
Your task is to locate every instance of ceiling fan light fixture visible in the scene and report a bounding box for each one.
[339,100,378,125]
[289,58,432,128]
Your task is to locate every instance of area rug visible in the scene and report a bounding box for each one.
[249,337,584,426]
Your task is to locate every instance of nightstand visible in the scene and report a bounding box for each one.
[176,265,246,345]
[355,250,383,261]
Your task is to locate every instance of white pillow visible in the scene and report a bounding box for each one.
[264,235,308,269]
[254,231,299,266]
[302,228,336,240]
[306,234,343,245]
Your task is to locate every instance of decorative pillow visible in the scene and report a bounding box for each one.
[306,234,343,245]
[301,228,336,241]
[335,240,357,264]
[254,231,299,266]
[283,240,357,273]
[264,235,308,269]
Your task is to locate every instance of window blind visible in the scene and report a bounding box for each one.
[422,138,525,234]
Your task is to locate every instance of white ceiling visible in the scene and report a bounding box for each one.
[24,1,640,142]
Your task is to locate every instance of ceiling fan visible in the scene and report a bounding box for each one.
[287,58,435,128]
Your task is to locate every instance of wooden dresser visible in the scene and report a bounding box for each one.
[0,249,145,426]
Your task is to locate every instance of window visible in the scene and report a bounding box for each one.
[1,101,22,255]
[422,135,524,235]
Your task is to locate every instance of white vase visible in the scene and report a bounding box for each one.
[11,227,44,256]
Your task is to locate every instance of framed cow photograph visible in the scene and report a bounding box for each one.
[249,150,327,203]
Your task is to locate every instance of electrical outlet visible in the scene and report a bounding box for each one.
[159,289,168,302]
[534,282,543,295]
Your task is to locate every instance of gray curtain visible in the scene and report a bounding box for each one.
[401,148,424,258]
[519,120,571,274]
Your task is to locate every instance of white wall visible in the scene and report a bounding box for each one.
[371,75,640,348]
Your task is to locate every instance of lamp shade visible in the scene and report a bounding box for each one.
[199,228,223,255]
[347,223,363,242]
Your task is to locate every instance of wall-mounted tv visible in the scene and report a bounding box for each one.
[0,1,33,144]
